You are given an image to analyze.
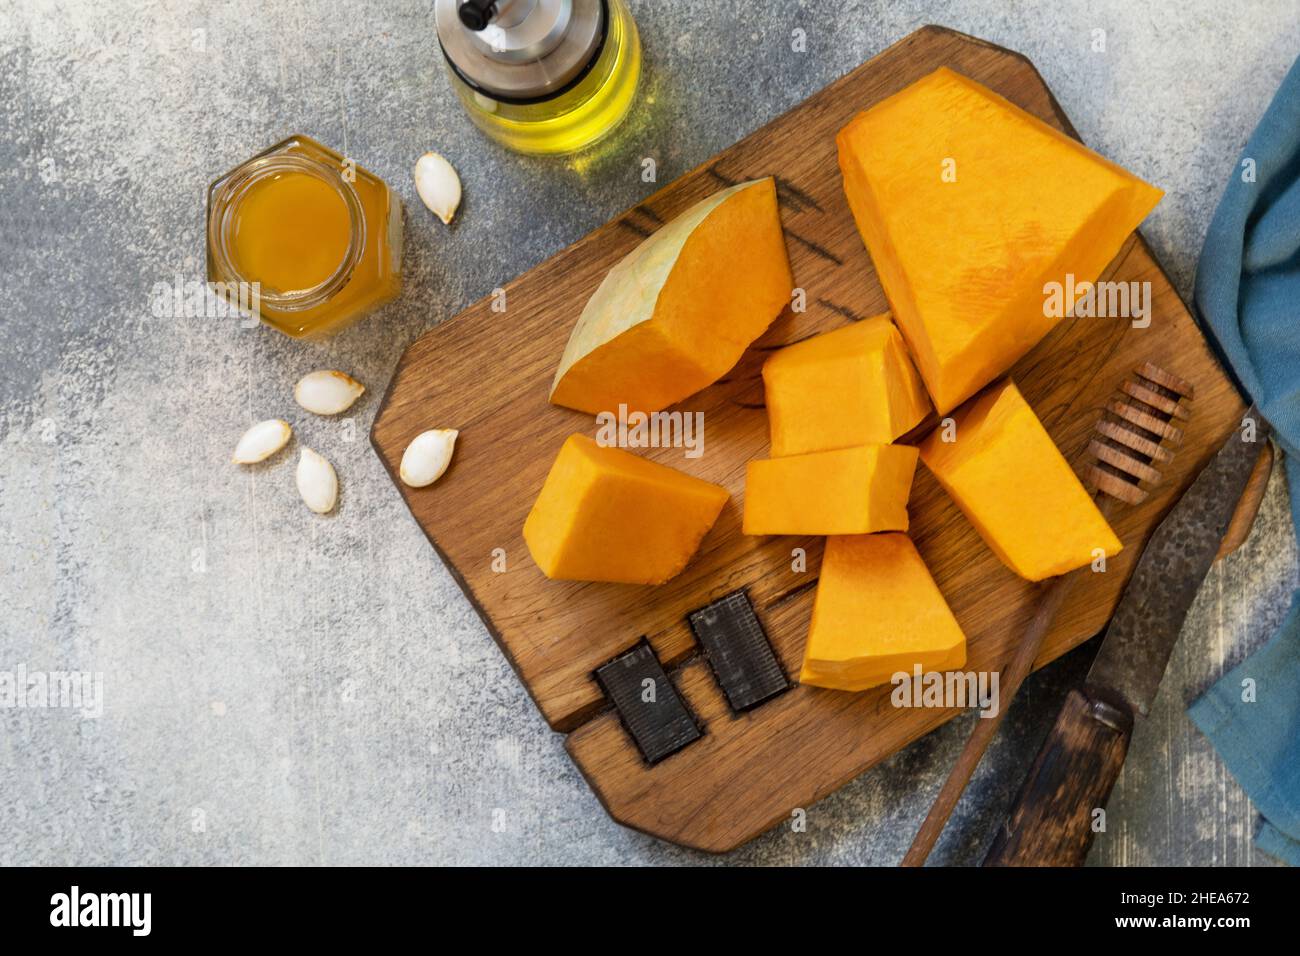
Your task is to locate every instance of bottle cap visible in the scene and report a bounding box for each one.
[436,0,606,104]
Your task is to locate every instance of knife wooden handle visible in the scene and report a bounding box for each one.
[983,687,1134,867]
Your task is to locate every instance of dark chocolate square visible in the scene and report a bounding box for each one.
[594,641,702,764]
[688,590,789,712]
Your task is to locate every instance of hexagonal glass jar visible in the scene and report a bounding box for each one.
[206,135,402,338]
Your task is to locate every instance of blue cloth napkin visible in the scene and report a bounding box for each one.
[1187,55,1300,866]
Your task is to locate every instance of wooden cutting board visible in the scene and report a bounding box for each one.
[371,26,1247,852]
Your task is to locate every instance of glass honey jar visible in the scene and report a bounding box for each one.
[436,0,641,155]
[206,136,402,338]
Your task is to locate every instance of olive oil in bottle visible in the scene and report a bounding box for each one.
[435,0,641,155]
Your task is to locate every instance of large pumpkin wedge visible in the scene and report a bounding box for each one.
[837,67,1163,414]
[550,178,793,415]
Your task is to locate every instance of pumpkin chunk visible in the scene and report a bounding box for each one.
[762,314,931,456]
[523,434,729,585]
[837,67,1163,414]
[918,380,1121,581]
[550,178,793,415]
[742,444,917,536]
[800,533,967,691]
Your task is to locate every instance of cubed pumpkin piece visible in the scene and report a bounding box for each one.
[550,178,793,415]
[918,380,1121,581]
[837,67,1163,414]
[523,434,729,585]
[762,314,931,456]
[800,533,966,691]
[742,444,917,536]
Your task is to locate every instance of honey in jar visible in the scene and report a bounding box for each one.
[206,135,402,337]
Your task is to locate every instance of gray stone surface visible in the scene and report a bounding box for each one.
[1,0,1297,866]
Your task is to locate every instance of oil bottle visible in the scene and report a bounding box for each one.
[435,0,641,155]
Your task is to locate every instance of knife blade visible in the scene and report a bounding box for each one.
[1085,404,1270,716]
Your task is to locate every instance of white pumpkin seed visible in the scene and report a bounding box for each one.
[414,152,462,225]
[232,419,292,464]
[294,370,365,416]
[400,429,458,487]
[296,447,338,514]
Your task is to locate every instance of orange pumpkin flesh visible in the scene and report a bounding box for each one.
[800,533,967,691]
[837,67,1163,414]
[550,178,793,415]
[918,380,1121,581]
[743,443,917,536]
[523,434,729,585]
[762,314,931,457]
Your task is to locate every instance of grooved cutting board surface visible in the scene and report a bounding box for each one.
[371,26,1244,851]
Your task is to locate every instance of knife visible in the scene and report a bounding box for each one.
[983,406,1270,867]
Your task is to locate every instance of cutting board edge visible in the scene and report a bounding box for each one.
[369,26,1256,854]
[566,688,969,855]
[368,380,615,733]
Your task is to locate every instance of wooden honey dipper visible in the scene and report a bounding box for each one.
[1087,362,1194,505]
[901,363,1194,866]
